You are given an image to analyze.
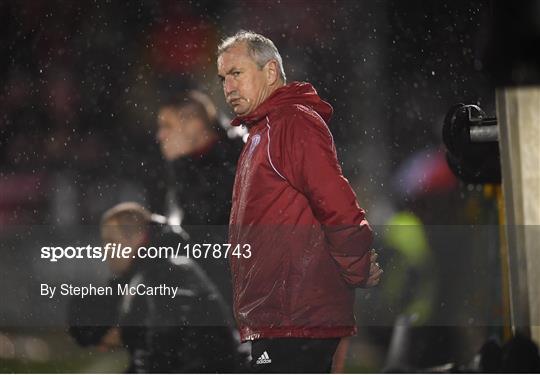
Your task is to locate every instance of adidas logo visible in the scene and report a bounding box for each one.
[255,351,272,365]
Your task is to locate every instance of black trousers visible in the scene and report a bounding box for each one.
[250,337,341,373]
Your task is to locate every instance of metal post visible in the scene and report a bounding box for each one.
[496,87,540,342]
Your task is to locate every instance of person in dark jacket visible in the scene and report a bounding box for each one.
[155,90,243,301]
[216,31,383,372]
[68,202,245,373]
[156,90,242,226]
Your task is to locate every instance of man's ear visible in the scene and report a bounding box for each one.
[265,59,279,86]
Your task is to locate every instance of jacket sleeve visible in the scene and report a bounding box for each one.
[272,107,374,287]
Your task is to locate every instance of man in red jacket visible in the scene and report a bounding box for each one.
[217,30,382,373]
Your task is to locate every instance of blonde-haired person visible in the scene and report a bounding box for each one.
[69,202,244,372]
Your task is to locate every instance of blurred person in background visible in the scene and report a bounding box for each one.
[68,202,245,373]
[216,31,382,373]
[155,90,243,302]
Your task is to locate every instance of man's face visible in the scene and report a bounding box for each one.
[217,43,270,117]
[156,106,205,161]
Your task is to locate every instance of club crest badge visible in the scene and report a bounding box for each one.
[247,134,261,157]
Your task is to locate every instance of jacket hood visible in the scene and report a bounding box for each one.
[231,81,333,127]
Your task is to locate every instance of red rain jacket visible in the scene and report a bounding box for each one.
[228,82,373,341]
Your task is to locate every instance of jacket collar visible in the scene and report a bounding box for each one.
[230,81,333,128]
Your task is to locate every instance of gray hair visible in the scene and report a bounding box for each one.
[217,30,287,83]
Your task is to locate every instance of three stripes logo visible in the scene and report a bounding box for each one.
[255,351,272,365]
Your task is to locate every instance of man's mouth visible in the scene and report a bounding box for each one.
[228,97,241,106]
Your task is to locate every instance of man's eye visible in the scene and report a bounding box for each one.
[233,71,240,77]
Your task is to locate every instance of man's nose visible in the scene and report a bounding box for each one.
[224,76,236,96]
